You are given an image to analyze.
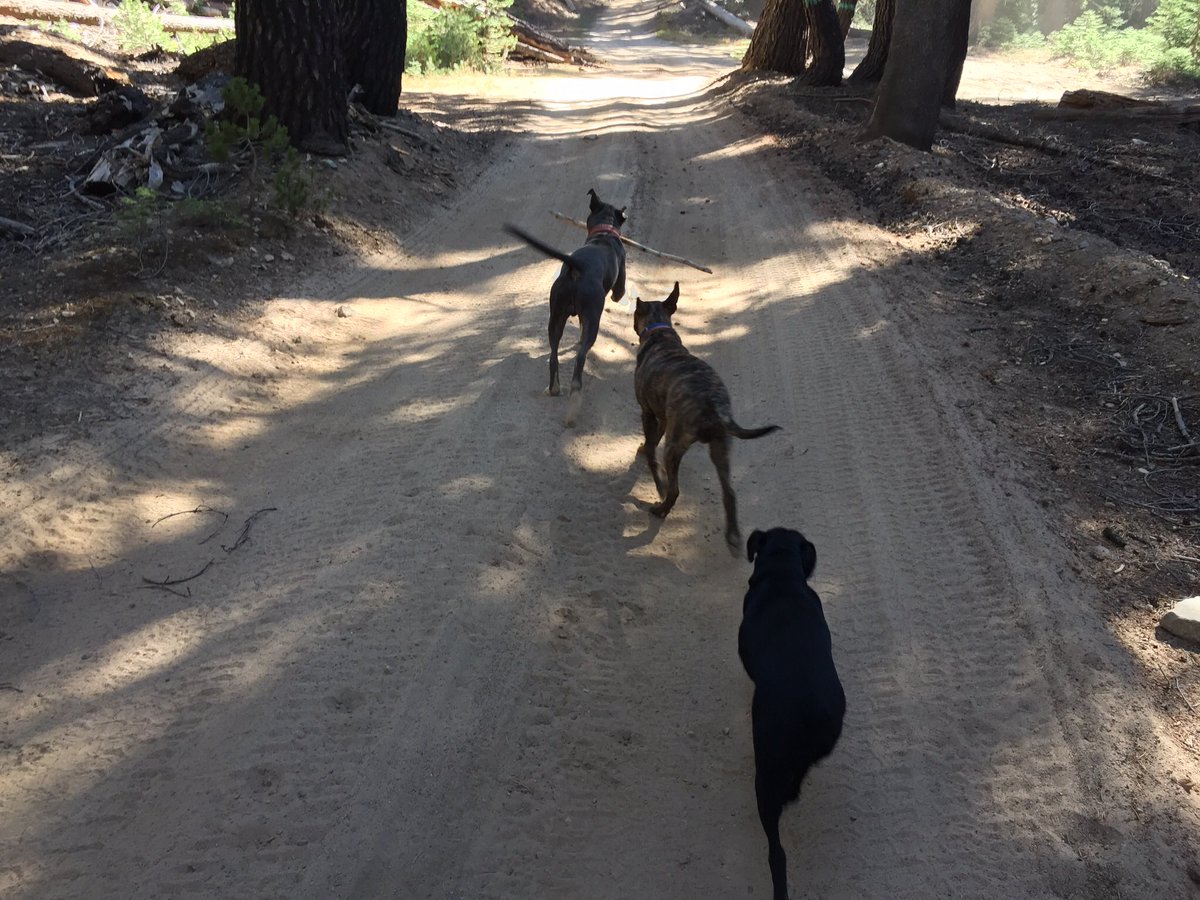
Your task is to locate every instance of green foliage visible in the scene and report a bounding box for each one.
[205,77,290,164]
[1049,9,1164,69]
[1147,0,1200,50]
[49,20,86,42]
[405,0,517,74]
[204,77,324,219]
[1005,30,1048,50]
[977,17,1018,48]
[117,186,162,237]
[114,0,170,52]
[175,31,227,55]
[851,0,875,30]
[113,0,228,55]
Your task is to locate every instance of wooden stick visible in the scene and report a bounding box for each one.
[551,211,714,275]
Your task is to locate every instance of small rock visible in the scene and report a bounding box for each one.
[281,251,295,262]
[1091,545,1114,561]
[336,305,351,318]
[1159,596,1200,645]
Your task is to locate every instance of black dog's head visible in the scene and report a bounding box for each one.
[747,528,816,577]
[586,187,627,231]
[633,281,679,337]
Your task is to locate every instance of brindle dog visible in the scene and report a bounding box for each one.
[503,189,627,427]
[633,282,780,555]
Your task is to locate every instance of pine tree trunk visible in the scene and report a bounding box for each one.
[340,0,407,116]
[836,0,856,37]
[742,0,808,75]
[860,0,970,150]
[847,0,893,83]
[940,0,970,109]
[801,0,844,86]
[235,0,348,155]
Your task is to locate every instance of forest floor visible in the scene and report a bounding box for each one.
[2,3,1199,898]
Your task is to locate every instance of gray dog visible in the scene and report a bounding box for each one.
[633,282,780,554]
[504,189,627,427]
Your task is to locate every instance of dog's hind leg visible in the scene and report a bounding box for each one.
[756,775,790,900]
[564,313,599,427]
[709,436,741,556]
[547,302,570,397]
[648,439,684,518]
[640,409,665,496]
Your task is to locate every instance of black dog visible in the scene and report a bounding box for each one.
[740,528,845,900]
[633,282,780,555]
[503,189,627,427]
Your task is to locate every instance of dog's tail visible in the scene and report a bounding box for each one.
[724,418,782,441]
[503,223,582,273]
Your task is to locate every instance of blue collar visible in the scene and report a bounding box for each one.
[639,322,674,339]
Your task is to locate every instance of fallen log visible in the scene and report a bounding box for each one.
[1032,101,1200,126]
[0,0,233,33]
[551,211,715,275]
[0,25,129,95]
[694,0,755,36]
[1059,89,1160,110]
[510,42,570,64]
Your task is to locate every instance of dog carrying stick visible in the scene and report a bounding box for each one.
[551,211,714,275]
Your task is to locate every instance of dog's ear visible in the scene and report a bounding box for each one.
[588,188,601,211]
[746,529,763,563]
[799,537,817,578]
[664,281,679,315]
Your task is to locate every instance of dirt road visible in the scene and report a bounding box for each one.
[3,3,1197,898]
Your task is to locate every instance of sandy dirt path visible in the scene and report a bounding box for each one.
[3,4,1197,898]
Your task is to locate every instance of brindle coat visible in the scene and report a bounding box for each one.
[633,282,780,554]
[503,189,627,427]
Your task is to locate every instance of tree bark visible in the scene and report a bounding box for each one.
[235,0,348,154]
[836,0,856,37]
[801,0,844,86]
[848,0,892,83]
[859,0,970,151]
[742,0,808,75]
[939,0,970,108]
[339,0,406,116]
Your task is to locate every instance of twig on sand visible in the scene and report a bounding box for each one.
[152,505,230,545]
[550,211,714,275]
[142,559,213,587]
[222,507,278,553]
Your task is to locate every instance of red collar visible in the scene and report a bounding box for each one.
[587,224,622,240]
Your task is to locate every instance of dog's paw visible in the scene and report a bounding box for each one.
[564,391,581,427]
[545,385,561,397]
[648,502,670,519]
[725,530,742,558]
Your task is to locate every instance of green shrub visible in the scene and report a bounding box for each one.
[977,17,1018,48]
[405,0,516,74]
[204,77,322,219]
[1049,9,1164,69]
[1005,31,1047,50]
[1147,0,1199,48]
[114,0,170,52]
